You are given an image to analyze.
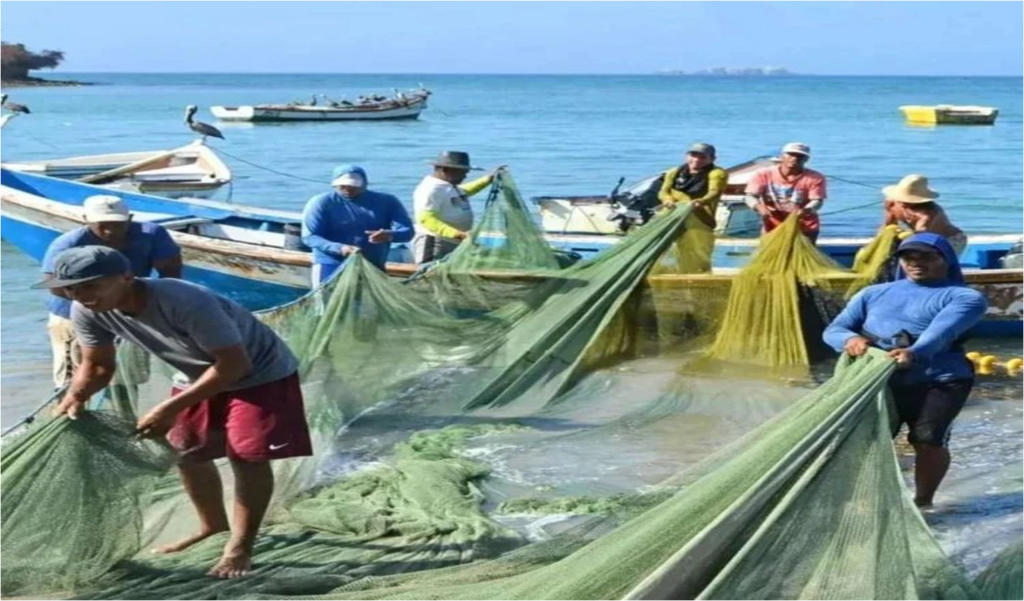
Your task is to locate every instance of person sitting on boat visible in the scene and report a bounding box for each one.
[40,195,182,389]
[823,233,987,508]
[744,142,827,243]
[43,245,312,579]
[657,142,728,273]
[412,151,505,264]
[301,164,414,284]
[882,174,967,256]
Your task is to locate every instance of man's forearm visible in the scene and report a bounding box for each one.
[160,361,248,414]
[64,364,114,403]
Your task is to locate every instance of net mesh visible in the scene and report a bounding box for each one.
[1,176,1014,600]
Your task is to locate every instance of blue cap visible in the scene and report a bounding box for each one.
[32,246,131,289]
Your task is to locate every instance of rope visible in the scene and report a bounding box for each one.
[1,386,68,438]
[213,147,327,185]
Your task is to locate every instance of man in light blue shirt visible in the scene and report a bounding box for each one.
[824,233,987,507]
[40,195,182,388]
[301,165,413,284]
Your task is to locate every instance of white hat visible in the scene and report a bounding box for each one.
[331,172,366,187]
[83,195,130,223]
[781,142,811,157]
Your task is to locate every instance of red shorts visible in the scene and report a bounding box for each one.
[168,372,313,463]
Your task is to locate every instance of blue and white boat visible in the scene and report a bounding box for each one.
[2,168,309,309]
[2,169,1021,336]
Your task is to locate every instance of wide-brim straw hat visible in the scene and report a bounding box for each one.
[882,174,940,204]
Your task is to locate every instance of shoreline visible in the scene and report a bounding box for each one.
[1,78,93,88]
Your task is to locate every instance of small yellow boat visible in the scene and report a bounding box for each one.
[899,104,999,125]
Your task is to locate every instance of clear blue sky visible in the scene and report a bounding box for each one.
[2,1,1021,76]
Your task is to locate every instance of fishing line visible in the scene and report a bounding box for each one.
[214,147,325,184]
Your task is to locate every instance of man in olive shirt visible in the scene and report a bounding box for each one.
[41,246,311,579]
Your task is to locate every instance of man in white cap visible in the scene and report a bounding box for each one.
[40,195,182,388]
[412,151,505,263]
[301,164,413,284]
[744,142,828,242]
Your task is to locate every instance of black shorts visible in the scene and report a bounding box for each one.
[888,379,973,447]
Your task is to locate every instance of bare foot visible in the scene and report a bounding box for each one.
[152,528,227,554]
[208,549,252,579]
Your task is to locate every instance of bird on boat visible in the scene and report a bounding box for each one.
[184,105,224,142]
[1,94,32,114]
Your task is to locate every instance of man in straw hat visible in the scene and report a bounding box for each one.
[40,195,182,389]
[744,142,828,242]
[882,174,967,256]
[42,245,312,579]
[302,164,413,285]
[824,233,987,507]
[412,151,505,264]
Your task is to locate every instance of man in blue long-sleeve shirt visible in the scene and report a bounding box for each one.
[823,233,988,507]
[302,165,414,284]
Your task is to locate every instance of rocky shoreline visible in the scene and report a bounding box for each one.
[1,77,92,88]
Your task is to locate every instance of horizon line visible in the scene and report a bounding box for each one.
[32,71,1021,78]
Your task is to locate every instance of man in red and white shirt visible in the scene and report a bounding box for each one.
[744,142,828,242]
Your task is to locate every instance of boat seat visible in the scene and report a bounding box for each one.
[151,215,216,230]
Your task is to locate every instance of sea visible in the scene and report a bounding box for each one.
[1,73,1022,574]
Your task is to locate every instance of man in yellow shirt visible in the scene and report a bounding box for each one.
[657,143,727,273]
[412,151,504,264]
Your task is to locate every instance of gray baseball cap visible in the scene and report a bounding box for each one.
[687,143,717,157]
[32,246,131,289]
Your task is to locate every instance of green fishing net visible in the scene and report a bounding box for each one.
[1,176,1015,600]
[0,412,175,597]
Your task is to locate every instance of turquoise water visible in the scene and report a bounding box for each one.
[2,73,1022,235]
[2,74,1021,571]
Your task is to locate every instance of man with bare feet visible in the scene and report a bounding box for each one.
[43,246,312,579]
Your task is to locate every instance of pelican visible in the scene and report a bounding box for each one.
[184,105,224,142]
[1,94,31,114]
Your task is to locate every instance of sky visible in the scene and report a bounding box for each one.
[2,1,1022,76]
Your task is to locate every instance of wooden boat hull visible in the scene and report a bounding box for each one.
[3,169,1020,337]
[1,169,307,309]
[1,141,232,199]
[211,97,427,122]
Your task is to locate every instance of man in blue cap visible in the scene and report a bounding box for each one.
[40,245,311,579]
[823,233,988,507]
[301,165,413,285]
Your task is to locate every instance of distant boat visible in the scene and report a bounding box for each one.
[900,105,999,125]
[1,140,231,199]
[211,88,431,122]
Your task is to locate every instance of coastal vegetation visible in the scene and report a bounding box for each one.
[1,42,84,86]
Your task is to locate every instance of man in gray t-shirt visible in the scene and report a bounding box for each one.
[39,246,312,580]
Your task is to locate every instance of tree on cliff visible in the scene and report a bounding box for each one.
[2,42,65,81]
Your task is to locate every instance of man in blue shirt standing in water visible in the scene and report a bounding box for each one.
[302,164,413,285]
[824,233,988,507]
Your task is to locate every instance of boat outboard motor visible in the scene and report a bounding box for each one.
[606,174,664,232]
[1000,238,1024,269]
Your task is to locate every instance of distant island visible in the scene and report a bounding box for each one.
[1,42,89,87]
[655,67,794,76]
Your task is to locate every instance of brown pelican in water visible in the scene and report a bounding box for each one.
[1,94,31,114]
[184,105,224,142]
